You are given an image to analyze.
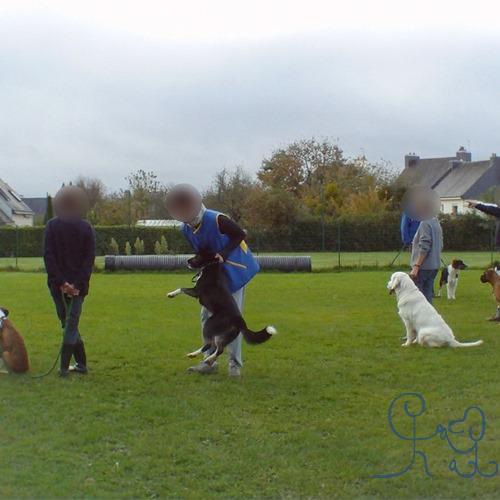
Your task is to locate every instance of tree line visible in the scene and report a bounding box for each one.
[44,138,405,229]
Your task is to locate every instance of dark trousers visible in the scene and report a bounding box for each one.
[51,291,84,345]
[415,269,438,304]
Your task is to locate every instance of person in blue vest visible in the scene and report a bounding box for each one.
[400,212,420,248]
[166,184,259,377]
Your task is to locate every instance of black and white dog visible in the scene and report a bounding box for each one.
[438,259,467,300]
[167,252,276,366]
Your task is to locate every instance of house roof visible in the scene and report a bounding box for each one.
[434,160,493,198]
[22,197,48,216]
[0,179,35,216]
[397,154,499,200]
[397,157,456,189]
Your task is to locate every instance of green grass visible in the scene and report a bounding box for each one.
[1,251,498,272]
[1,270,500,498]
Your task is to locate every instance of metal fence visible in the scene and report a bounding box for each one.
[0,219,497,271]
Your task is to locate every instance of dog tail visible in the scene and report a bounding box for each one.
[450,339,483,348]
[241,325,277,345]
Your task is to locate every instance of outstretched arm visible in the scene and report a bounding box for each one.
[468,201,500,218]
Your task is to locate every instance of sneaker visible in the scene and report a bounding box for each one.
[69,364,88,374]
[187,361,218,374]
[228,365,241,377]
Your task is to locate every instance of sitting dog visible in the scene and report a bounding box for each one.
[0,307,30,373]
[387,272,483,348]
[437,259,467,300]
[167,252,276,366]
[480,268,500,321]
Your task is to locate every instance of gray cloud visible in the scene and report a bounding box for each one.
[1,12,499,196]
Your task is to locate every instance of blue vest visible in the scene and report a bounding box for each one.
[182,209,260,293]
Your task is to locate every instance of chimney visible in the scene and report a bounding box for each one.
[456,146,471,162]
[404,152,419,169]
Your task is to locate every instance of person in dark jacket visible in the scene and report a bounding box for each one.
[43,186,95,377]
[467,200,500,250]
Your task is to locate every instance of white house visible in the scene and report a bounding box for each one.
[397,147,500,215]
[0,178,35,226]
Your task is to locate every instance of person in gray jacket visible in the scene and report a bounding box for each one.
[403,188,443,303]
[410,217,443,303]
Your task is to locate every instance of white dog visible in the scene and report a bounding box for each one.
[387,272,483,348]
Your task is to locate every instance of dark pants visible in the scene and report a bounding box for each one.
[415,269,438,304]
[51,291,84,345]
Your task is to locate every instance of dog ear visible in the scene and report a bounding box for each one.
[388,275,401,294]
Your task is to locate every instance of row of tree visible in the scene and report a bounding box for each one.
[45,138,405,229]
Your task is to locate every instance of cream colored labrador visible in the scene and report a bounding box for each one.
[387,272,483,348]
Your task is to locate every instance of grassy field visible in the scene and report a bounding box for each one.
[1,250,498,272]
[1,269,500,498]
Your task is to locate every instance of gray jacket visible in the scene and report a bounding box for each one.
[411,217,443,270]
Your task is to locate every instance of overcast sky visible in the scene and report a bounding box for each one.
[1,0,500,197]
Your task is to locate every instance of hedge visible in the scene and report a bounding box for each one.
[0,215,495,258]
[0,225,191,258]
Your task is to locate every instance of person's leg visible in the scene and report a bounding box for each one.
[51,290,68,330]
[187,306,217,374]
[227,287,245,375]
[421,269,438,304]
[60,296,84,376]
[414,272,425,297]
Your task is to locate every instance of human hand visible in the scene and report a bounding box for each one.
[215,253,224,263]
[466,200,478,209]
[409,265,420,280]
[61,282,80,296]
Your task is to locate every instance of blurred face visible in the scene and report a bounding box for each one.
[54,186,89,220]
[166,184,202,223]
[402,187,439,221]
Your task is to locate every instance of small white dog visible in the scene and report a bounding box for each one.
[387,272,483,348]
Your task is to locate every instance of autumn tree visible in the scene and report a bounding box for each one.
[203,167,256,222]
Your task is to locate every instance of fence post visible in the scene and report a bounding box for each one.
[337,223,341,270]
[15,225,19,270]
[491,219,495,265]
[321,214,326,252]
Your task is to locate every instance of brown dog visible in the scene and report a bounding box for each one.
[0,308,30,373]
[480,269,500,321]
